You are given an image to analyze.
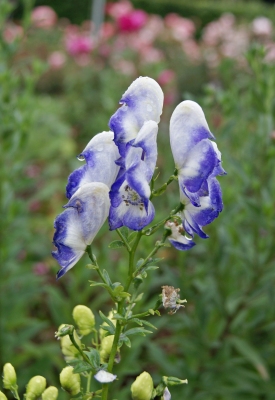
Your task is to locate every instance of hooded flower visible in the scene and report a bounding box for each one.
[52,182,110,278]
[66,131,120,198]
[169,100,225,245]
[109,76,164,157]
[109,120,158,230]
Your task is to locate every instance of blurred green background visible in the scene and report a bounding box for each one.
[1,0,275,398]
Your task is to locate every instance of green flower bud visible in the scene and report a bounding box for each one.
[25,376,47,400]
[60,366,81,396]
[41,386,58,400]
[58,324,82,361]
[131,372,154,400]
[100,335,114,363]
[99,311,117,339]
[0,391,8,400]
[3,363,17,389]
[72,305,95,336]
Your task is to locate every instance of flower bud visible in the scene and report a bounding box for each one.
[72,305,95,335]
[58,324,82,360]
[60,366,81,396]
[100,335,114,362]
[131,371,154,400]
[0,391,8,400]
[25,376,47,400]
[3,363,17,390]
[41,386,58,400]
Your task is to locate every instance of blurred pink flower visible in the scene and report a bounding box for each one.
[182,39,201,63]
[100,22,116,40]
[106,0,133,19]
[48,51,66,69]
[33,262,49,275]
[202,13,235,46]
[113,59,136,75]
[31,6,57,29]
[157,69,175,86]
[139,46,163,64]
[65,34,93,56]
[252,17,273,37]
[118,10,148,32]
[3,23,23,43]
[165,13,195,41]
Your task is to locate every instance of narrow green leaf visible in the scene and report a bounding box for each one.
[99,311,116,330]
[102,270,112,286]
[124,327,152,336]
[108,240,126,249]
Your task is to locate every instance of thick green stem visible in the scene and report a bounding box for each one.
[86,372,92,394]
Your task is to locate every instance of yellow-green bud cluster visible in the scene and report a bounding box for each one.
[100,335,114,362]
[3,363,17,390]
[72,305,95,336]
[58,324,82,360]
[25,376,46,400]
[131,372,154,400]
[41,386,58,400]
[0,391,8,400]
[60,366,81,396]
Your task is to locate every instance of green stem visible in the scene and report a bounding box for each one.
[116,228,132,252]
[69,330,91,365]
[125,231,142,291]
[151,169,178,197]
[86,372,92,394]
[86,245,108,285]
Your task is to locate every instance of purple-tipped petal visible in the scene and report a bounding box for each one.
[170,100,215,169]
[109,77,164,153]
[52,183,110,278]
[66,131,119,198]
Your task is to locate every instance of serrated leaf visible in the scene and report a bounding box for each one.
[108,240,126,249]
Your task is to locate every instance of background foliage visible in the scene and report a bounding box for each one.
[1,0,275,399]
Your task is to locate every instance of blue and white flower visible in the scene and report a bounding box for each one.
[109,76,164,157]
[109,120,158,231]
[169,100,225,247]
[66,131,120,199]
[180,176,223,239]
[170,100,225,207]
[52,182,110,278]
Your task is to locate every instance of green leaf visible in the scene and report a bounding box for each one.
[124,327,152,336]
[119,335,132,348]
[100,324,115,335]
[102,270,112,286]
[83,348,100,370]
[89,281,109,289]
[129,318,157,330]
[69,360,93,374]
[108,240,126,249]
[228,336,269,380]
[119,226,129,239]
[99,311,116,330]
[136,258,145,268]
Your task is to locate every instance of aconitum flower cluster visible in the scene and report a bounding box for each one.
[52,77,225,277]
